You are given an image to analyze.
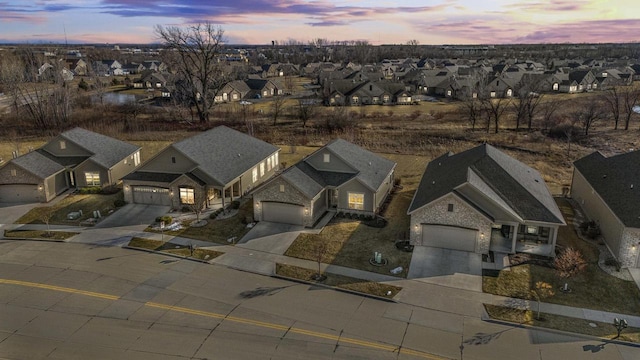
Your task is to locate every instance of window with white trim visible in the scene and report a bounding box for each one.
[10,169,17,176]
[267,157,272,171]
[260,162,265,177]
[323,153,330,163]
[279,184,285,192]
[179,187,195,205]
[59,140,66,149]
[134,152,140,166]
[274,153,279,168]
[252,167,258,183]
[85,172,101,186]
[348,192,364,210]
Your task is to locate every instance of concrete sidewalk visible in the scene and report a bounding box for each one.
[4,224,640,333]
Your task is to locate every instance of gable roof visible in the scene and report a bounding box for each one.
[10,150,66,179]
[172,126,279,187]
[59,128,140,169]
[322,139,396,191]
[574,150,640,228]
[408,144,564,225]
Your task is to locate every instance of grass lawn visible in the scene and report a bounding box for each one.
[485,304,640,343]
[284,189,414,278]
[16,192,124,226]
[146,200,254,245]
[276,263,401,298]
[3,229,78,240]
[128,237,223,261]
[483,198,640,315]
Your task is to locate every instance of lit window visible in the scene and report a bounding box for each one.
[267,157,272,171]
[490,91,496,98]
[179,187,195,205]
[526,226,538,235]
[59,140,66,149]
[134,152,140,166]
[252,167,258,183]
[274,153,279,168]
[85,172,101,186]
[348,192,364,210]
[323,153,330,163]
[447,203,454,212]
[279,184,285,192]
[260,162,265,176]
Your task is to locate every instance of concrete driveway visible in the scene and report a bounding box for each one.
[236,221,304,255]
[94,204,170,228]
[408,246,483,292]
[0,202,40,226]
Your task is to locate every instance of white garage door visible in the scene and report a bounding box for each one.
[132,186,171,206]
[262,202,304,226]
[0,184,40,203]
[421,225,477,252]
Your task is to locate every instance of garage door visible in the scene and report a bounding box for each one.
[132,186,171,206]
[0,184,40,203]
[262,202,304,226]
[421,225,477,252]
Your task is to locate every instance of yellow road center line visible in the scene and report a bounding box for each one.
[1,279,447,359]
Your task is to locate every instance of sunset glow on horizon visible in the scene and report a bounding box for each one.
[1,0,639,45]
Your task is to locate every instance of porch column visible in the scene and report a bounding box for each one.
[510,224,518,253]
[221,186,227,208]
[550,227,558,250]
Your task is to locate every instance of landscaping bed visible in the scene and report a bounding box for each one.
[3,229,78,240]
[276,263,401,299]
[145,200,253,245]
[127,237,223,261]
[484,304,640,343]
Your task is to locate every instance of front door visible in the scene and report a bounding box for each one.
[328,189,338,208]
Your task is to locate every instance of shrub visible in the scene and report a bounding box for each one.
[604,257,621,271]
[78,78,89,91]
[101,185,121,195]
[209,212,218,219]
[79,186,102,194]
[155,215,173,224]
[114,199,126,207]
[229,200,241,210]
[579,220,601,239]
[554,247,587,278]
[181,206,191,213]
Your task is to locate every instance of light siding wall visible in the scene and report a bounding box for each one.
[42,137,92,157]
[571,169,626,262]
[306,151,353,173]
[139,148,197,174]
[109,151,140,185]
[338,179,373,215]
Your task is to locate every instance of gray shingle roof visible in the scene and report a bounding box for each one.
[574,150,640,228]
[281,163,325,199]
[323,139,396,191]
[173,126,279,187]
[409,144,564,224]
[122,172,182,183]
[11,150,65,179]
[60,128,140,168]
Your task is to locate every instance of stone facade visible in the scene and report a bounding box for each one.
[620,228,640,268]
[253,177,317,227]
[409,193,492,254]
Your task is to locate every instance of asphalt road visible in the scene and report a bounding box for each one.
[1,240,639,360]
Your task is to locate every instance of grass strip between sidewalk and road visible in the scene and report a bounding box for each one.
[276,263,401,299]
[128,237,223,261]
[3,229,78,240]
[484,304,640,343]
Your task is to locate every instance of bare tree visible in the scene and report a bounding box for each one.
[187,188,209,223]
[297,99,317,127]
[621,87,640,130]
[270,95,287,126]
[459,98,483,131]
[40,206,56,237]
[554,247,587,279]
[540,98,562,131]
[601,86,623,129]
[155,22,227,122]
[573,99,606,136]
[313,239,328,281]
[482,97,510,134]
[530,281,555,320]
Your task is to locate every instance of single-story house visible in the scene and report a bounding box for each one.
[571,150,640,268]
[407,144,565,256]
[123,126,280,209]
[253,139,396,227]
[0,128,141,203]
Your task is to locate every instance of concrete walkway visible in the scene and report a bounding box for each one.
[4,223,640,334]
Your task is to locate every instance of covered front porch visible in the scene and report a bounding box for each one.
[489,223,558,257]
[206,180,243,208]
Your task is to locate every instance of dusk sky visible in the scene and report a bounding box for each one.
[1,1,639,45]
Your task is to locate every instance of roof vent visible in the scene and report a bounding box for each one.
[632,184,635,189]
[432,181,436,185]
[237,153,241,157]
[603,174,607,178]
[368,162,372,166]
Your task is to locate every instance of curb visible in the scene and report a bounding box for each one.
[481,306,640,348]
[122,245,213,264]
[271,273,398,303]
